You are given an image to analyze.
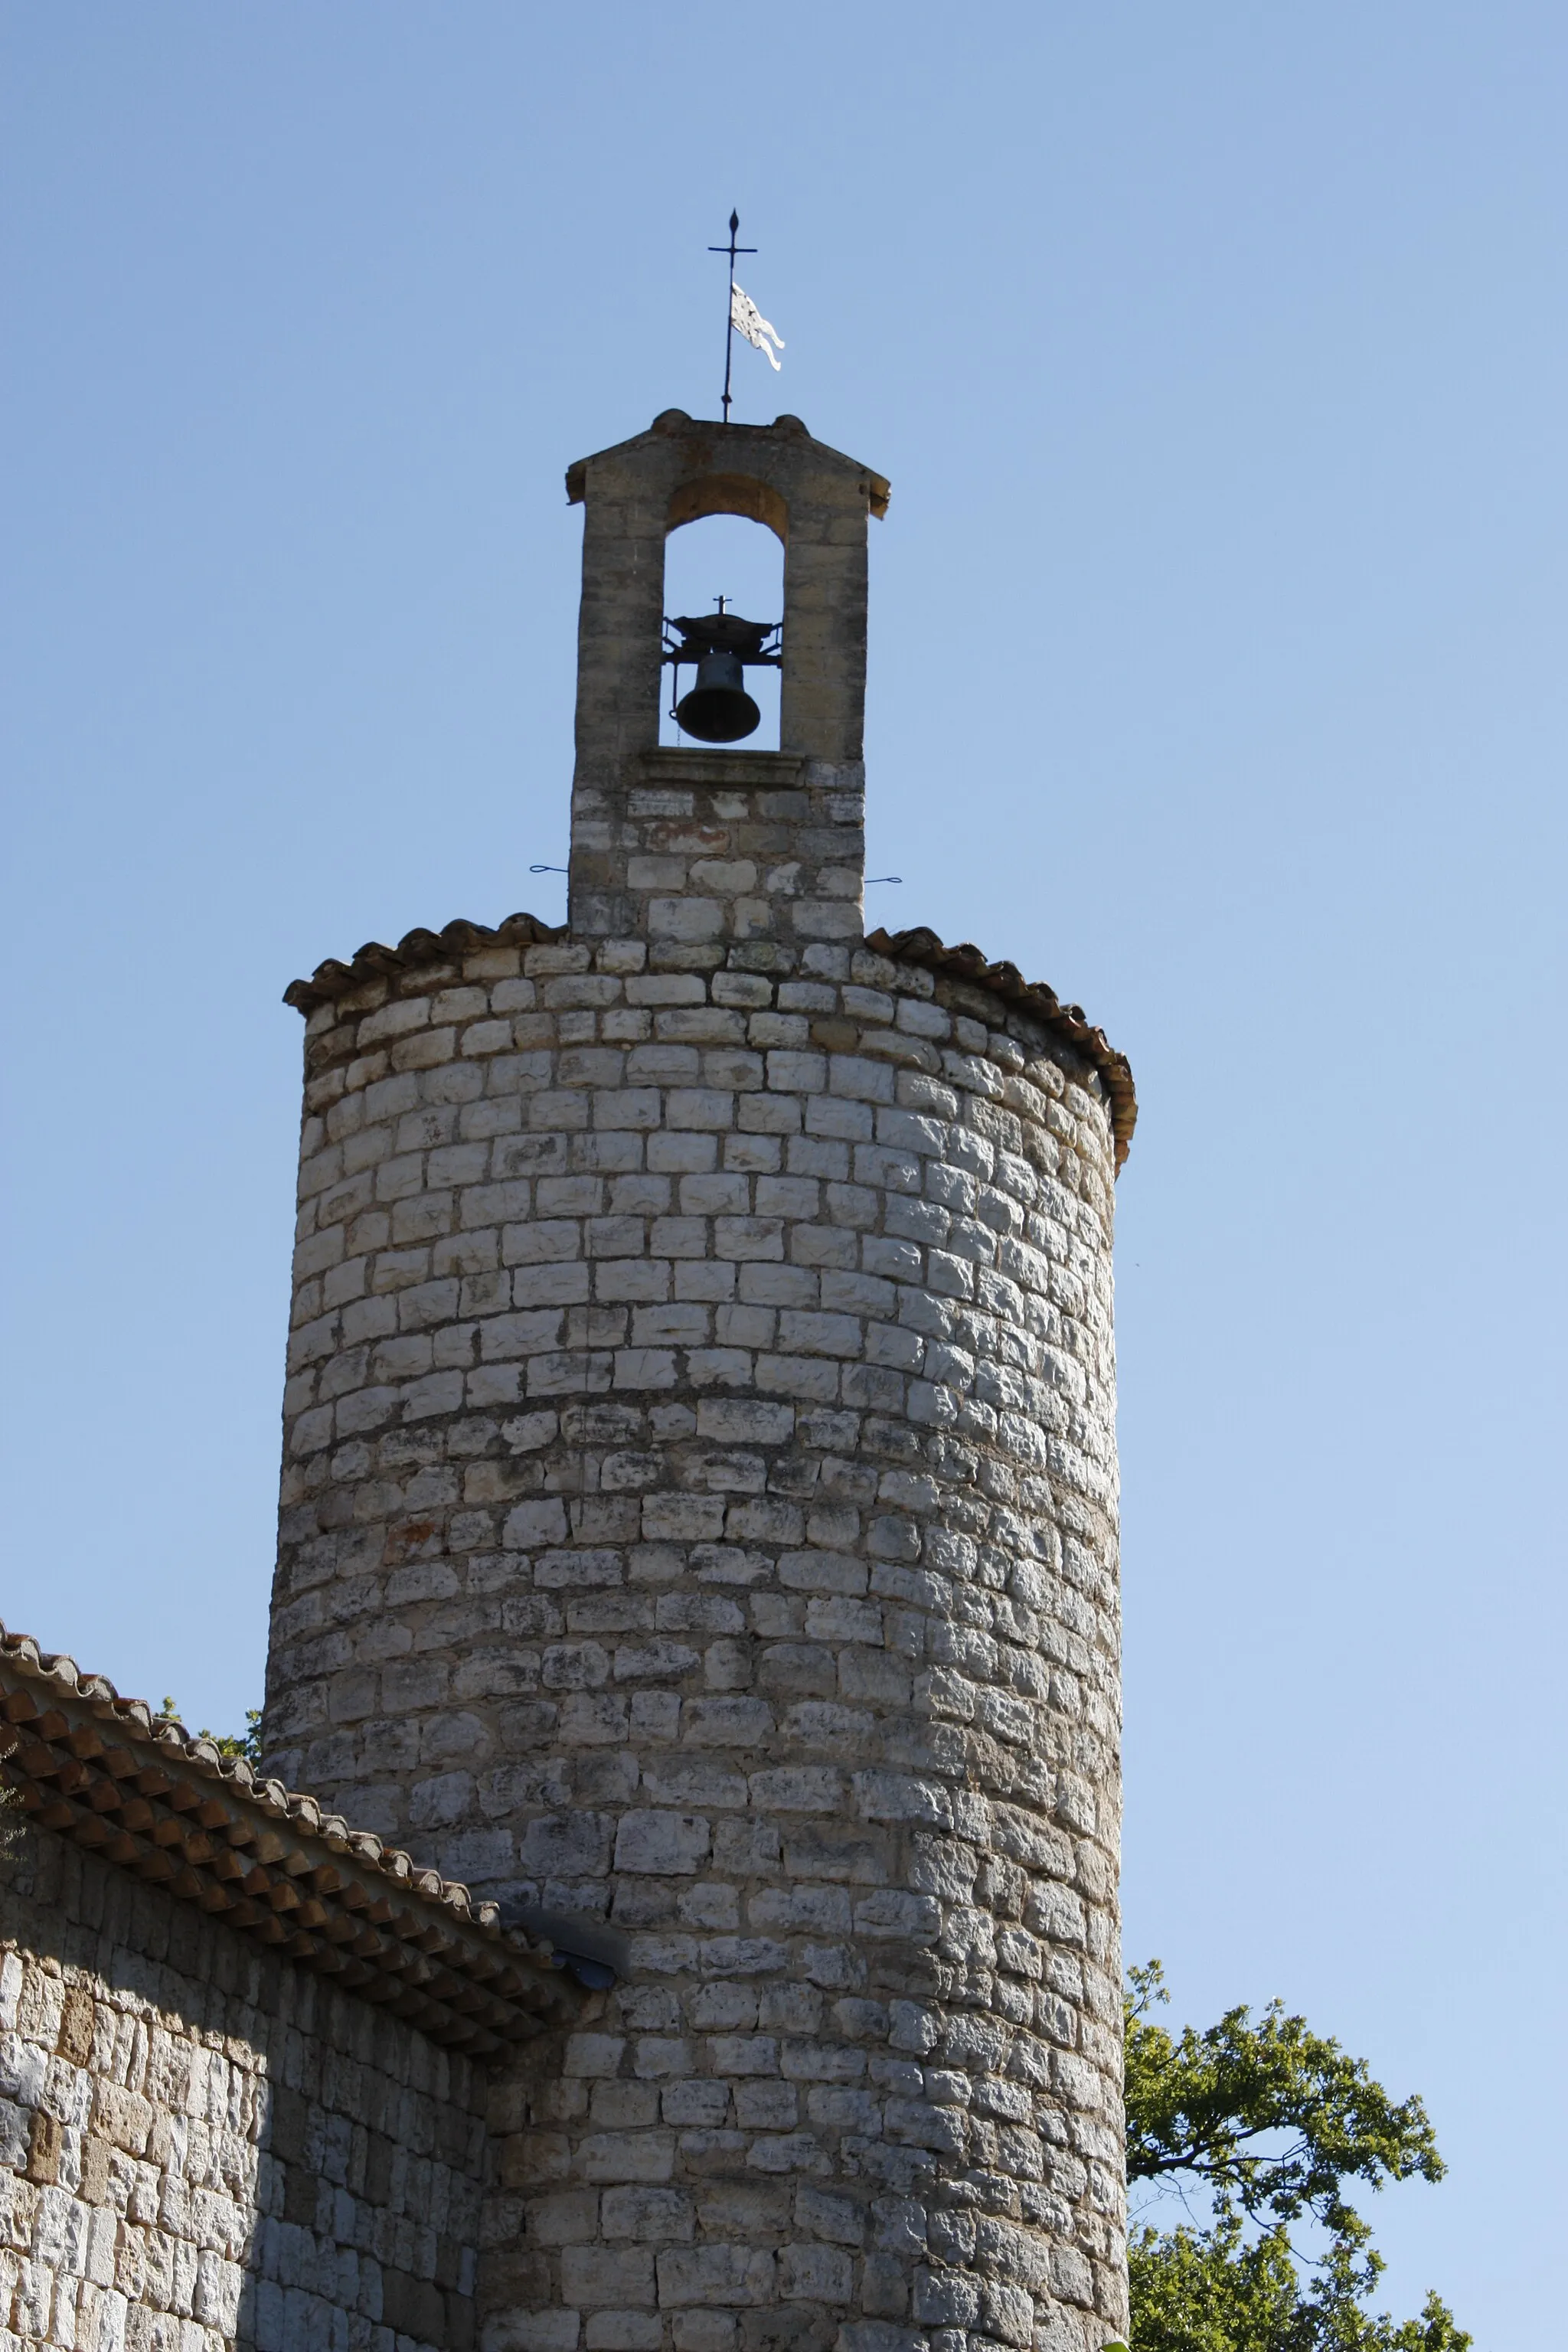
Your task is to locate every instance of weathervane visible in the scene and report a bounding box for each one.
[710,210,785,424]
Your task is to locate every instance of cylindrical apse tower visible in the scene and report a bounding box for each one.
[263,412,1137,2352]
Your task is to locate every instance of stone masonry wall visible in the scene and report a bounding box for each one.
[568,752,862,962]
[264,920,1126,2352]
[0,1812,489,2351]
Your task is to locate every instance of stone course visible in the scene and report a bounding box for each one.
[0,1812,488,2351]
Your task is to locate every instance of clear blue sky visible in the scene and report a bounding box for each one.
[3,7,1563,2339]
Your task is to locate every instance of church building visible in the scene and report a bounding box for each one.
[2,407,1134,2352]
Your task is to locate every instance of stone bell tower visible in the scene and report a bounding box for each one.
[266,410,1134,2352]
[566,407,881,958]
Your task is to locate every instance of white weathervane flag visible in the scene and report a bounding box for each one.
[730,282,784,370]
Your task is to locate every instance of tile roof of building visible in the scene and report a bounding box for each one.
[0,1623,577,2058]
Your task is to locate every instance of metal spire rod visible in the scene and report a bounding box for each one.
[708,208,756,426]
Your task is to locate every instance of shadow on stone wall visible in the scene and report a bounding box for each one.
[1,1815,492,2350]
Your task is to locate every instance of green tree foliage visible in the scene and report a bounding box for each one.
[1124,1962,1471,2352]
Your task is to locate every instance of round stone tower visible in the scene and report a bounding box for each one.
[264,411,1137,2352]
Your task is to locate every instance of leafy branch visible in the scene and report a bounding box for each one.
[1125,1961,1470,2352]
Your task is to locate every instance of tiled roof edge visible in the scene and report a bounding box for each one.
[0,1622,578,2054]
[283,912,570,1017]
[864,925,1137,1171]
[277,910,1135,1168]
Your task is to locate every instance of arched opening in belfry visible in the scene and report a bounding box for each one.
[660,510,785,750]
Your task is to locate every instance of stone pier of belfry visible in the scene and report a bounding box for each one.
[264,410,1138,2352]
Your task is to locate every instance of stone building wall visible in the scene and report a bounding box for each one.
[265,918,1127,2352]
[0,1812,490,2351]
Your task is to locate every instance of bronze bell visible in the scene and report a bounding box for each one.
[675,649,762,743]
[665,607,780,744]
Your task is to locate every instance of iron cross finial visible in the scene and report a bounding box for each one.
[707,207,756,425]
